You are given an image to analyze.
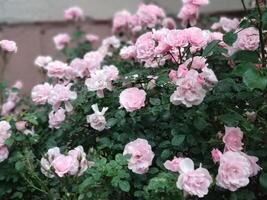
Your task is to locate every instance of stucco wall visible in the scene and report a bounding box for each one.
[0,0,245,24]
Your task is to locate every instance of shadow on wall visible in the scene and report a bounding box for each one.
[0,21,111,92]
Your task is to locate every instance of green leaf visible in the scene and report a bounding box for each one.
[202,41,219,57]
[232,51,259,63]
[107,118,117,127]
[223,32,237,46]
[149,98,161,106]
[119,181,130,192]
[262,12,267,26]
[232,63,254,76]
[260,173,267,189]
[243,68,267,90]
[171,135,186,146]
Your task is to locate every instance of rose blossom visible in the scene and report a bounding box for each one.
[87,104,108,131]
[52,154,75,177]
[53,33,71,50]
[169,70,179,83]
[0,146,9,162]
[184,56,207,70]
[135,32,155,61]
[178,3,199,27]
[48,108,66,129]
[186,27,208,49]
[216,151,254,191]
[31,83,53,105]
[112,10,131,32]
[41,147,61,178]
[201,66,218,90]
[46,60,68,79]
[85,70,109,97]
[162,17,177,30]
[211,148,222,163]
[234,27,259,51]
[166,30,188,48]
[120,45,136,60]
[119,87,146,112]
[0,40,17,53]
[164,156,184,172]
[123,138,154,174]
[1,101,15,116]
[64,6,84,22]
[85,34,99,43]
[15,121,27,131]
[176,158,212,198]
[70,58,88,78]
[211,17,239,32]
[34,56,52,69]
[83,51,103,72]
[223,126,244,152]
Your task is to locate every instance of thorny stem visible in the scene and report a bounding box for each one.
[256,0,266,65]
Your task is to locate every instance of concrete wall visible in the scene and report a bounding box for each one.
[0,0,245,24]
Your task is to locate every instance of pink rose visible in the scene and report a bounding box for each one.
[166,30,188,48]
[34,56,52,69]
[123,138,154,174]
[102,65,119,82]
[216,151,252,191]
[135,32,155,61]
[31,83,53,105]
[184,56,207,70]
[15,121,27,131]
[70,58,88,78]
[169,70,179,83]
[201,67,218,90]
[211,148,222,163]
[234,27,259,51]
[0,40,17,53]
[46,60,68,79]
[178,4,199,27]
[41,147,61,178]
[0,121,11,139]
[120,46,136,60]
[52,155,74,177]
[223,126,244,152]
[85,70,109,97]
[48,108,66,129]
[1,101,15,116]
[0,146,9,162]
[53,33,71,50]
[112,10,131,32]
[12,80,23,90]
[177,64,189,78]
[119,87,146,112]
[186,27,208,49]
[164,156,183,172]
[162,17,177,30]
[211,17,239,32]
[176,158,212,198]
[83,51,103,72]
[64,6,84,22]
[87,104,108,131]
[85,34,99,43]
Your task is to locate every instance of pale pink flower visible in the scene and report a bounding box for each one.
[53,33,71,50]
[176,158,212,198]
[34,56,52,69]
[164,156,184,172]
[169,70,179,83]
[46,60,68,79]
[15,121,27,131]
[186,27,208,50]
[120,45,136,60]
[162,17,177,30]
[234,27,259,51]
[83,51,103,72]
[177,64,189,78]
[123,138,154,174]
[85,34,99,43]
[85,70,109,97]
[241,153,261,177]
[12,81,23,90]
[135,32,155,61]
[64,6,84,22]
[166,29,188,48]
[0,121,11,146]
[31,83,53,105]
[101,36,121,50]
[102,65,119,82]
[0,146,9,162]
[1,101,15,116]
[0,40,17,53]
[223,126,244,152]
[41,147,61,178]
[183,0,209,6]
[178,4,199,27]
[201,66,218,90]
[87,104,108,131]
[216,151,253,191]
[49,108,66,129]
[52,154,74,177]
[70,58,88,78]
[119,87,146,112]
[184,56,207,70]
[211,149,222,163]
[211,17,239,32]
[112,10,131,32]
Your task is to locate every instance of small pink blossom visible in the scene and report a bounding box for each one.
[1,101,15,116]
[85,34,99,43]
[184,56,207,70]
[120,45,136,60]
[46,60,68,79]
[70,58,88,78]
[83,51,103,72]
[119,87,146,112]
[112,10,131,32]
[176,158,212,198]
[223,126,244,152]
[0,145,9,163]
[0,40,17,53]
[64,6,84,22]
[87,104,108,131]
[211,17,239,32]
[34,56,52,69]
[123,138,154,174]
[166,30,188,48]
[135,32,155,61]
[15,121,27,131]
[52,154,74,177]
[49,108,66,129]
[169,70,179,83]
[162,17,177,30]
[53,33,71,50]
[178,4,199,27]
[31,83,53,105]
[186,27,208,50]
[234,27,259,51]
[211,148,222,163]
[164,156,183,172]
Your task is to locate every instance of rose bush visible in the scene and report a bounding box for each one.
[0,1,267,199]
